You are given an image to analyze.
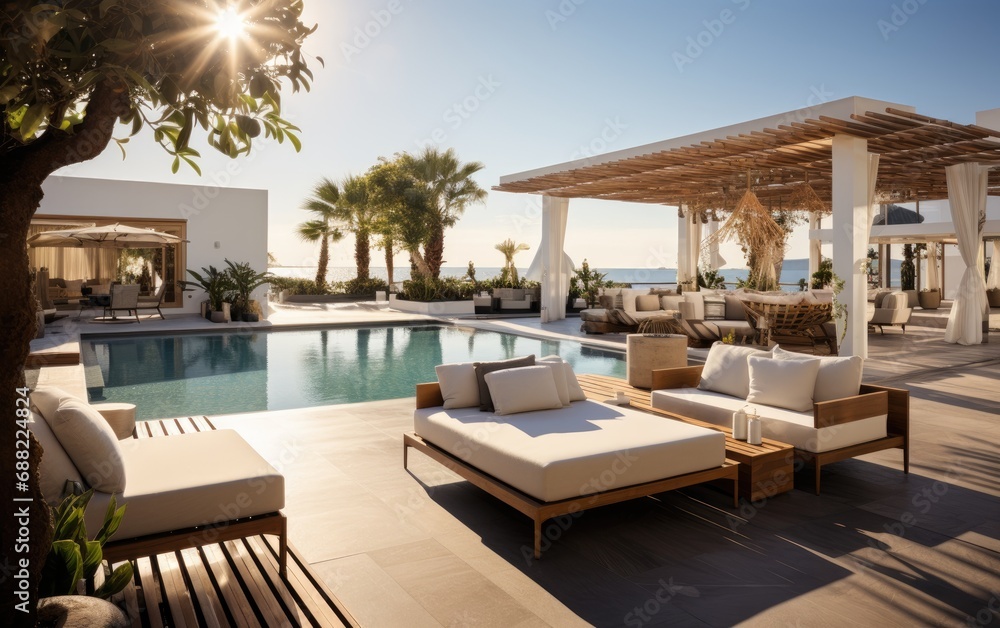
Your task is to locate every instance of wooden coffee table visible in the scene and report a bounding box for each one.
[576,373,794,502]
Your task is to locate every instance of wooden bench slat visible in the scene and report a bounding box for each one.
[202,543,261,628]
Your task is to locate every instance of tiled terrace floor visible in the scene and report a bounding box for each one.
[35,301,1000,626]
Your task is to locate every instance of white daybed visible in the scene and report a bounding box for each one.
[405,356,737,558]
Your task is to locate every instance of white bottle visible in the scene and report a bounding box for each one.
[732,407,748,440]
[747,413,762,445]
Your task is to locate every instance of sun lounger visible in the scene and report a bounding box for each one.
[28,387,288,575]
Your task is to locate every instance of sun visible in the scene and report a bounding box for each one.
[214,6,248,42]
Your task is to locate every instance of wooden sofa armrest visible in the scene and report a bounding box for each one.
[813,390,887,428]
[416,382,444,409]
[860,383,909,437]
[651,366,704,390]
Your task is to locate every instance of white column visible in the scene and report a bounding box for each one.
[539,195,570,321]
[676,205,689,286]
[831,135,870,358]
[808,213,822,280]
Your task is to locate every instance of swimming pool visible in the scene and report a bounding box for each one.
[82,324,626,420]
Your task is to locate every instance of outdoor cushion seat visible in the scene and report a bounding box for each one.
[28,386,289,575]
[650,387,887,453]
[413,399,725,502]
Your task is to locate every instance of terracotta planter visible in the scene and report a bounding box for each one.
[918,289,941,310]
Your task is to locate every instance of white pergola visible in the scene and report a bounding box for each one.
[495,97,1000,356]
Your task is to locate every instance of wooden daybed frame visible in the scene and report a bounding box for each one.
[405,382,739,559]
[651,366,910,494]
[103,513,288,577]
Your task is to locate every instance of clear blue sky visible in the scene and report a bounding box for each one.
[66,0,1000,272]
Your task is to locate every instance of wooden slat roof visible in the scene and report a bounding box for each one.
[495,105,1000,208]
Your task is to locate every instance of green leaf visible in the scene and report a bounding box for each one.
[94,562,133,599]
[171,156,180,173]
[0,85,20,105]
[41,540,83,597]
[181,155,202,176]
[286,131,301,152]
[81,540,103,579]
[19,103,49,139]
[99,38,136,53]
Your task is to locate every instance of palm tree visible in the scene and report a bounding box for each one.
[338,174,375,280]
[402,148,487,277]
[495,239,530,286]
[367,156,435,279]
[299,178,345,288]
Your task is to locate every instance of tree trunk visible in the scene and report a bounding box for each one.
[315,236,329,288]
[384,240,394,287]
[0,180,54,626]
[423,227,445,279]
[0,79,148,626]
[355,228,370,280]
[409,248,431,278]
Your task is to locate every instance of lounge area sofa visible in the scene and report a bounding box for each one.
[28,387,289,574]
[650,343,909,493]
[405,355,737,557]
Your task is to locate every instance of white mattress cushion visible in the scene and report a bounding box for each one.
[747,354,820,412]
[435,362,480,409]
[413,400,725,502]
[771,347,863,402]
[86,430,284,540]
[485,366,564,415]
[651,388,887,453]
[698,343,772,399]
[50,398,126,493]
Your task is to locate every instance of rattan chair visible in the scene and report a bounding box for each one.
[104,283,141,323]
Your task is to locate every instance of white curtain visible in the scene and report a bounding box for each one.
[944,162,988,345]
[705,215,726,269]
[987,240,1000,290]
[27,223,117,281]
[926,243,940,291]
[526,196,573,321]
[808,214,823,280]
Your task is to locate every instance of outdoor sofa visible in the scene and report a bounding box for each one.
[405,355,738,558]
[650,343,909,494]
[28,387,289,575]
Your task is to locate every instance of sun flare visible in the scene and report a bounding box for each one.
[214,6,248,41]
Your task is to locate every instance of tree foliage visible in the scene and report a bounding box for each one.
[1,4,316,623]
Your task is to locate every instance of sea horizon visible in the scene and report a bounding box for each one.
[270,260,903,289]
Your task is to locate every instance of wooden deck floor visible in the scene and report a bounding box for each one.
[100,417,358,627]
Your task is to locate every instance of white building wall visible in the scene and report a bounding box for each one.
[38,175,269,316]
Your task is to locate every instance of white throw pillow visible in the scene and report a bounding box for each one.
[535,362,570,406]
[27,411,83,505]
[747,354,821,412]
[50,398,126,493]
[661,295,684,312]
[30,386,79,422]
[485,366,564,416]
[538,355,588,403]
[435,363,480,409]
[635,294,661,312]
[771,346,863,402]
[698,343,771,399]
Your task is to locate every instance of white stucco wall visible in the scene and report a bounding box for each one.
[37,175,269,316]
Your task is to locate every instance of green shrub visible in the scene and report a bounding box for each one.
[399,275,474,301]
[268,276,329,295]
[340,277,389,297]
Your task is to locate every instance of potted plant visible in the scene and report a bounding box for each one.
[571,259,608,309]
[225,259,272,322]
[900,244,918,307]
[181,265,234,322]
[918,288,941,310]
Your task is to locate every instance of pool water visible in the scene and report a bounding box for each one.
[82,324,625,420]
